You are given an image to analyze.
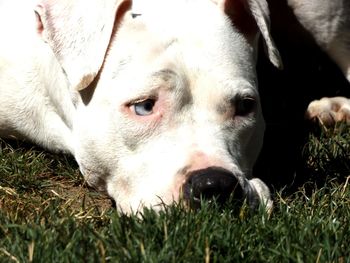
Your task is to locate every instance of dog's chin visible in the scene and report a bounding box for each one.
[105,191,176,215]
[104,177,268,215]
[78,164,109,193]
[77,161,272,214]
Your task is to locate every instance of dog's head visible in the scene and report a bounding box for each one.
[36,0,281,213]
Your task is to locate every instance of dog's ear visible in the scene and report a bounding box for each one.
[35,0,132,91]
[213,0,283,69]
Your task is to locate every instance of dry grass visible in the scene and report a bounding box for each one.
[0,124,349,262]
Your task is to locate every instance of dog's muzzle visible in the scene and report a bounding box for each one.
[182,167,245,208]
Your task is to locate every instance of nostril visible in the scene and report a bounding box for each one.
[183,167,243,207]
[191,174,234,201]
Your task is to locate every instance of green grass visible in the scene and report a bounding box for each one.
[0,124,349,263]
[303,123,350,181]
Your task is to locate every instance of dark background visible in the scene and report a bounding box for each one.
[254,0,350,192]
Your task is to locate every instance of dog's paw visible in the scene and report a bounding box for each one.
[305,97,350,126]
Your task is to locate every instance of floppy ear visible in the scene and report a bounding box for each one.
[213,0,283,69]
[35,0,132,91]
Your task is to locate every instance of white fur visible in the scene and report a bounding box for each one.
[0,0,278,213]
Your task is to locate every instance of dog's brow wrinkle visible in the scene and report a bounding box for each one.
[165,39,178,49]
[131,13,142,18]
[150,69,178,87]
[151,69,176,78]
[112,57,132,79]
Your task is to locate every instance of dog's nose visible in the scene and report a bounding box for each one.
[183,167,243,208]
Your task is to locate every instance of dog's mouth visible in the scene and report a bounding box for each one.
[182,167,247,209]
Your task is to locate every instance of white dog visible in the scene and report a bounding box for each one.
[0,0,348,213]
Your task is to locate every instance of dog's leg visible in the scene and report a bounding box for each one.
[287,0,350,125]
[306,97,350,126]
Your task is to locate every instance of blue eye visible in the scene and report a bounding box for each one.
[133,99,155,116]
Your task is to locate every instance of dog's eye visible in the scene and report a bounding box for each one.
[236,97,256,116]
[133,99,155,116]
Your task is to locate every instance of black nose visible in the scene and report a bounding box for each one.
[183,167,243,208]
